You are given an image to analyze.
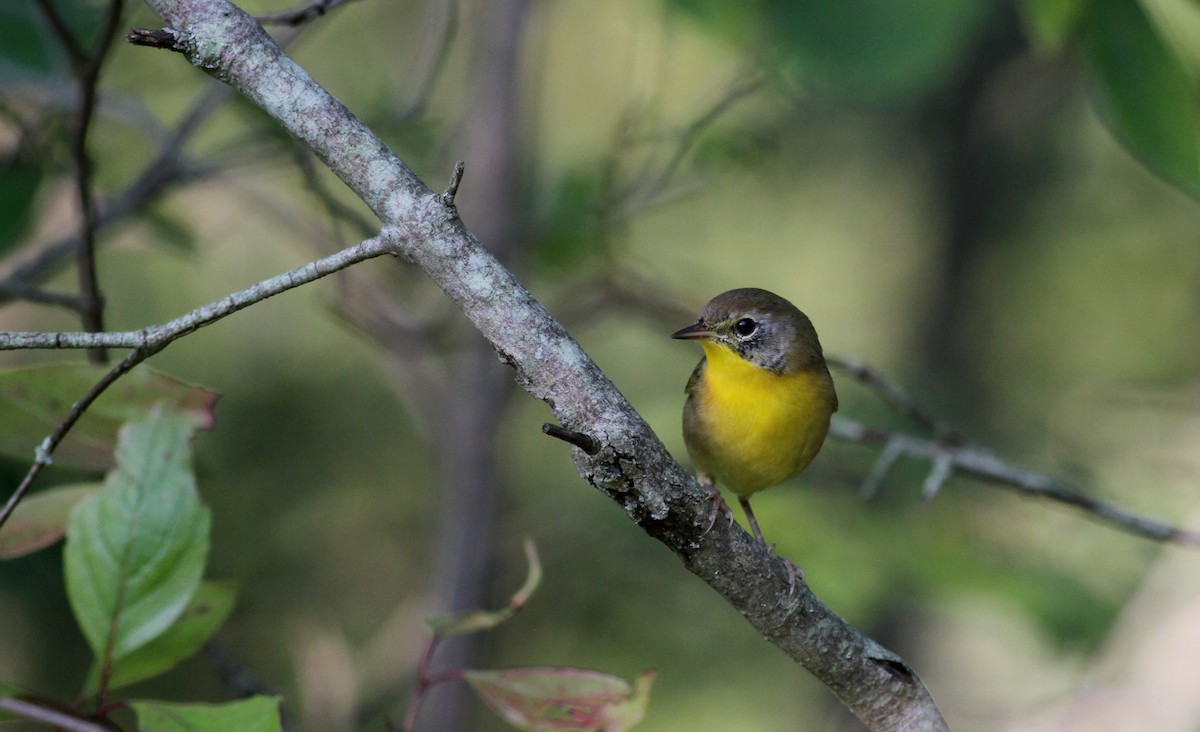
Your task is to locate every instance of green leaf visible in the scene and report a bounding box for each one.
[0,157,43,256]
[428,539,541,636]
[0,364,219,469]
[1139,0,1200,80]
[1018,0,1088,50]
[84,580,237,694]
[765,0,994,103]
[464,668,655,731]
[0,482,99,559]
[666,0,758,41]
[64,410,210,666]
[1082,0,1200,196]
[0,3,59,73]
[130,696,282,732]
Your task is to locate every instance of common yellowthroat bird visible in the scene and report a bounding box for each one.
[672,288,838,554]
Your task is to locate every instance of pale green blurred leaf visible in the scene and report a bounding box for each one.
[65,410,210,663]
[1018,0,1087,50]
[0,483,99,559]
[131,696,282,732]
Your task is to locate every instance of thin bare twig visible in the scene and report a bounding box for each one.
[859,436,907,499]
[828,356,969,444]
[831,417,1200,546]
[0,231,397,353]
[0,230,399,530]
[822,362,1198,544]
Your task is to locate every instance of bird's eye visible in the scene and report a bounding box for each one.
[733,318,757,338]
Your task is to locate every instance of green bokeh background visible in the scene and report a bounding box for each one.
[3,0,1200,730]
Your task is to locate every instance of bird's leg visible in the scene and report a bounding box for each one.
[738,496,804,594]
[697,473,734,535]
[738,496,770,546]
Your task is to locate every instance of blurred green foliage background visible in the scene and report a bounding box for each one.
[2,0,1200,730]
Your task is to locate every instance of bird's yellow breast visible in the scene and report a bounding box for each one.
[684,341,834,496]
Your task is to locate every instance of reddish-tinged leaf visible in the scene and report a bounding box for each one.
[427,539,541,636]
[0,483,99,559]
[464,667,655,731]
[0,364,219,469]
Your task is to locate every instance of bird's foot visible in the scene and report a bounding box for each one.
[699,482,735,535]
[757,541,805,595]
[775,555,805,596]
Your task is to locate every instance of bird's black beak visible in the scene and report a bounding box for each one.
[671,322,713,340]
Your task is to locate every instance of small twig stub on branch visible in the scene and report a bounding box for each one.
[127,27,184,50]
[440,160,465,209]
[542,423,601,455]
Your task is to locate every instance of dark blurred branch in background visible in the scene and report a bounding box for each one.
[255,0,357,27]
[415,2,529,728]
[396,0,458,121]
[0,82,235,305]
[602,71,764,222]
[33,0,128,364]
